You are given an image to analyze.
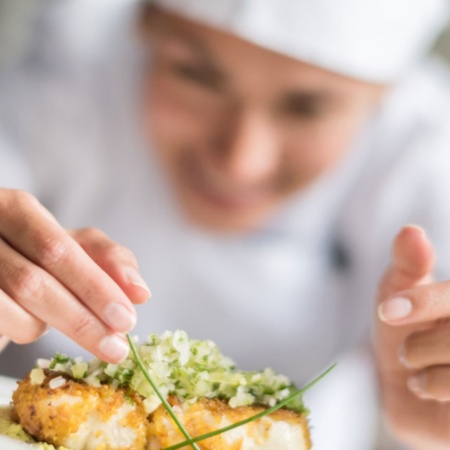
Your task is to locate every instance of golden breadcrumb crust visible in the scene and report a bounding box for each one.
[13,372,148,450]
[12,372,311,450]
[148,396,311,450]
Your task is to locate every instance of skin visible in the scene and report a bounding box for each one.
[0,8,449,448]
[140,10,385,232]
[377,226,450,449]
[0,192,150,362]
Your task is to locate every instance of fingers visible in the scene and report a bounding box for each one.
[375,226,436,393]
[0,335,9,353]
[0,288,47,344]
[378,225,434,300]
[400,324,450,401]
[378,281,450,326]
[70,228,151,304]
[0,238,129,362]
[392,225,434,281]
[382,384,450,449]
[0,191,138,332]
[378,225,437,325]
[0,190,148,362]
[407,366,450,402]
[401,323,450,370]
[375,226,450,446]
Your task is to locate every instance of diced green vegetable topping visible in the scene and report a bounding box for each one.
[30,368,45,385]
[37,330,305,414]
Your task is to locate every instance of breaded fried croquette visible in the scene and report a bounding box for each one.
[14,377,310,450]
[148,397,311,450]
[10,331,314,450]
[13,372,148,450]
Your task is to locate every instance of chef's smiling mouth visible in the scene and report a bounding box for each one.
[179,154,275,211]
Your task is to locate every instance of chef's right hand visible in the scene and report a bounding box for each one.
[0,189,151,362]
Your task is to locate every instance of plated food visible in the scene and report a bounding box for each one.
[3,331,315,449]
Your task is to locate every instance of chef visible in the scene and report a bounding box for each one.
[1,0,450,448]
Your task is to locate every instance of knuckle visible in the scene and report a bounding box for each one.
[400,343,413,367]
[73,227,113,254]
[0,189,37,215]
[105,243,137,265]
[11,265,43,300]
[0,188,14,210]
[39,237,71,267]
[402,334,418,359]
[71,312,98,341]
[435,317,450,327]
[71,228,137,266]
[441,328,450,348]
[10,190,39,211]
[76,227,106,243]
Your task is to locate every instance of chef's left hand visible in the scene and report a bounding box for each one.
[376,225,450,450]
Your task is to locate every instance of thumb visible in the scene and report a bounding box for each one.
[378,225,434,301]
[376,225,434,382]
[375,230,450,450]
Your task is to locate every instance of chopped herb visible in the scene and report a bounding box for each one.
[162,363,336,450]
[39,330,307,414]
[127,334,200,450]
[36,330,335,450]
[49,353,73,369]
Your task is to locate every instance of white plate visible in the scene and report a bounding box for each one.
[0,435,37,449]
[0,375,39,449]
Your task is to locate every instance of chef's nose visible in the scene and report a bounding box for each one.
[217,109,280,184]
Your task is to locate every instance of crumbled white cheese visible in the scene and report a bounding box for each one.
[49,376,67,390]
[38,330,304,413]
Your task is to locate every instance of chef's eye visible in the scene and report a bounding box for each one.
[277,93,331,120]
[280,98,325,119]
[171,62,223,91]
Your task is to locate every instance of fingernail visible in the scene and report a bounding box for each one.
[408,373,426,395]
[103,303,136,333]
[98,334,129,362]
[378,297,412,322]
[126,269,151,296]
[404,224,426,237]
[0,335,9,351]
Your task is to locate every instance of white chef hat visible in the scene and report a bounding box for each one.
[149,0,450,83]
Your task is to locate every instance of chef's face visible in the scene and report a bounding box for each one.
[141,9,385,233]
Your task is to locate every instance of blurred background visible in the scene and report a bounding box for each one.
[2,0,450,68]
[0,0,49,69]
[0,1,448,449]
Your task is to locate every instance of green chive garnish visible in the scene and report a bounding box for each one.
[161,363,336,450]
[127,334,200,450]
[126,333,335,450]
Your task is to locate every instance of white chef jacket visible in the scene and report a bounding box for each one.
[2,1,450,449]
